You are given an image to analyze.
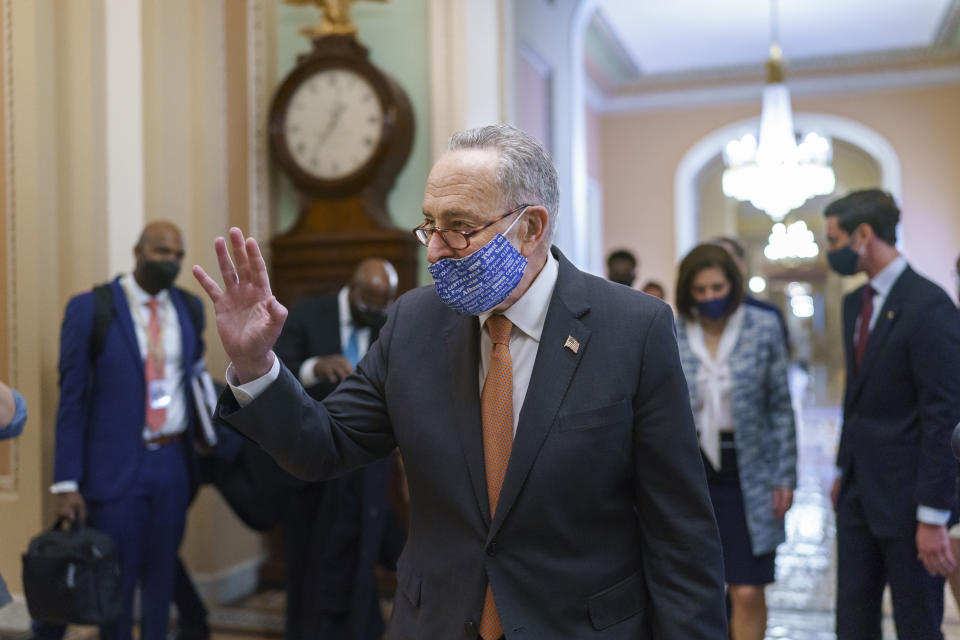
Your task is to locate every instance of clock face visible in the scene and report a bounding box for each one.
[283,68,385,181]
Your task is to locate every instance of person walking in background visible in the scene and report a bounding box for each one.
[713,237,790,354]
[948,250,960,617]
[605,248,637,287]
[272,257,405,640]
[640,280,666,300]
[824,189,960,639]
[194,124,727,638]
[674,244,797,640]
[0,380,27,610]
[38,222,206,640]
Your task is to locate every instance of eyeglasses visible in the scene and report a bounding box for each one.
[413,204,531,250]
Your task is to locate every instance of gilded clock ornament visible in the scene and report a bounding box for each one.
[285,0,387,37]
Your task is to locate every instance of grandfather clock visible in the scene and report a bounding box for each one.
[260,0,416,589]
[268,0,419,304]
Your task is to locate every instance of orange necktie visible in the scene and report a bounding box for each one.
[145,299,166,431]
[479,314,513,640]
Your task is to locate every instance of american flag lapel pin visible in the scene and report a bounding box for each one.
[564,336,580,354]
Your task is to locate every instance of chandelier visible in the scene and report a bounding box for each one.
[721,1,835,221]
[763,220,819,261]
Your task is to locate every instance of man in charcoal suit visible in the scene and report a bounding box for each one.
[272,258,405,640]
[194,124,727,639]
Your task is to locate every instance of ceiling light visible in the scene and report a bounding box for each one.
[721,1,836,220]
[749,276,767,293]
[764,220,819,262]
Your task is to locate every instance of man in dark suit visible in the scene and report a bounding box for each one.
[272,257,405,640]
[194,124,726,639]
[45,221,205,640]
[824,189,960,639]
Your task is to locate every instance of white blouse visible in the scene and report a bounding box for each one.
[686,306,745,471]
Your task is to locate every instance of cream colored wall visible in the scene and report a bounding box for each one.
[0,0,62,599]
[0,0,261,602]
[140,0,263,582]
[600,84,960,305]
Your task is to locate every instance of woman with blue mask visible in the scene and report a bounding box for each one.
[674,244,797,640]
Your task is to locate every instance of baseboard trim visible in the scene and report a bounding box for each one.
[190,554,265,606]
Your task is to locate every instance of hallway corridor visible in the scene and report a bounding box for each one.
[765,376,960,639]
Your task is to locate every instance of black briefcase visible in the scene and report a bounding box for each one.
[22,518,122,625]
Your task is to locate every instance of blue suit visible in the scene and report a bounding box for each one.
[835,266,960,639]
[48,276,204,640]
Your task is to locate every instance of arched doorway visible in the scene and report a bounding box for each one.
[676,115,900,405]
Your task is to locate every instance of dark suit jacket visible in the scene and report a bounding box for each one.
[838,266,960,537]
[273,294,400,640]
[275,295,343,401]
[54,277,205,501]
[219,248,726,639]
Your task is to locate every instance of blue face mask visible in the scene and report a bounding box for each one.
[696,292,733,320]
[827,244,860,276]
[428,210,528,315]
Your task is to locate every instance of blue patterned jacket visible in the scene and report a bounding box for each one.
[677,304,797,555]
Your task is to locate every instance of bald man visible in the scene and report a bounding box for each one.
[272,258,405,640]
[44,221,206,640]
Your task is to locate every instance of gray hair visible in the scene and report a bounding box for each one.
[448,124,559,242]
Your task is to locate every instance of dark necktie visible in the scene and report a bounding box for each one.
[855,285,875,370]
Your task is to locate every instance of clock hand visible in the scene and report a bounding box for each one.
[316,100,347,151]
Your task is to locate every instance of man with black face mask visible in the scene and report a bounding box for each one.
[271,257,405,640]
[38,222,207,640]
[824,189,960,640]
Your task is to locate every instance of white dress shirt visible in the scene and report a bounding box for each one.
[685,306,744,471]
[298,286,372,386]
[51,274,187,493]
[229,252,561,436]
[477,251,559,436]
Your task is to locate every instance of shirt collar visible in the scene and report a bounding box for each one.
[478,250,559,342]
[122,272,170,307]
[869,254,908,298]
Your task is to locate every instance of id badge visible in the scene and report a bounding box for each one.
[149,379,172,410]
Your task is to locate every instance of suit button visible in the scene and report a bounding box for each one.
[487,541,498,556]
[464,619,477,636]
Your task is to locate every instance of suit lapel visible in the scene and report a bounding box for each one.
[170,287,197,371]
[847,269,911,409]
[443,312,491,526]
[111,278,144,373]
[490,251,591,538]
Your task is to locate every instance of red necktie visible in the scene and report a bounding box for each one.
[479,315,513,640]
[855,285,875,371]
[145,299,166,431]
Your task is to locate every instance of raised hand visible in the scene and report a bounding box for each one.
[192,228,288,384]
